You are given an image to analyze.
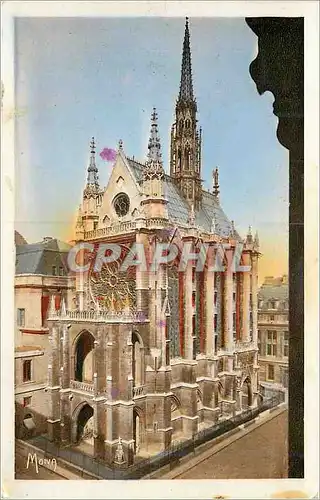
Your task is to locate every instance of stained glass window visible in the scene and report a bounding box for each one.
[168,266,180,357]
[113,193,130,217]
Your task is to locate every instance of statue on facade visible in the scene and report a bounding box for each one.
[114,436,125,464]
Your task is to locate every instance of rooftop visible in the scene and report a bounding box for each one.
[15,237,72,275]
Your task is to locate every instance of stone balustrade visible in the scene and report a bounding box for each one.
[47,308,149,324]
[70,380,94,393]
[132,385,145,398]
[217,340,257,356]
[84,221,137,240]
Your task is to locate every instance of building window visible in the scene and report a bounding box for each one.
[267,331,277,356]
[192,292,196,308]
[23,360,32,382]
[113,192,130,217]
[59,266,65,276]
[268,364,275,380]
[214,314,218,332]
[214,291,218,306]
[17,308,25,327]
[258,340,261,354]
[52,266,57,276]
[270,314,275,321]
[23,396,32,407]
[283,330,289,357]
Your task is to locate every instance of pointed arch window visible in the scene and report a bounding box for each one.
[185,145,191,170]
[177,148,182,170]
[185,119,191,129]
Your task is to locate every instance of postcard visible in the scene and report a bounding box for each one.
[1,1,319,499]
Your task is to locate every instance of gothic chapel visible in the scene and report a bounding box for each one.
[47,18,260,466]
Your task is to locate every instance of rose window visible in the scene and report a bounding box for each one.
[113,193,130,217]
[89,249,136,311]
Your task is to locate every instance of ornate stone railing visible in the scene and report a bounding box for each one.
[234,340,257,352]
[132,385,145,398]
[145,218,170,229]
[84,221,137,240]
[70,380,94,393]
[217,340,257,356]
[47,309,149,323]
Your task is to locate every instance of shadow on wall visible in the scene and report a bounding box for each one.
[15,401,48,440]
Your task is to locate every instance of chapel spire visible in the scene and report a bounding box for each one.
[170,18,202,210]
[86,137,99,191]
[147,107,162,163]
[178,17,195,104]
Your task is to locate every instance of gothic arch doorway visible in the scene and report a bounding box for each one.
[75,403,94,443]
[133,406,144,454]
[74,331,95,382]
[242,376,253,408]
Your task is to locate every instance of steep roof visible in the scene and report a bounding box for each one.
[127,158,240,239]
[15,230,27,246]
[15,238,72,275]
[258,283,289,302]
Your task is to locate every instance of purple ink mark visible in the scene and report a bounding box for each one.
[111,387,119,398]
[158,319,166,328]
[136,311,147,322]
[99,147,117,162]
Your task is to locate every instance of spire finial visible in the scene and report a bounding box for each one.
[90,136,95,154]
[246,225,253,244]
[178,17,194,102]
[189,203,195,226]
[213,167,220,198]
[118,139,123,151]
[254,230,259,249]
[231,220,235,237]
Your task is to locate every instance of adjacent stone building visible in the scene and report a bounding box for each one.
[257,275,289,398]
[46,18,261,467]
[14,236,75,438]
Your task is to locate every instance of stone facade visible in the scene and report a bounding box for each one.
[257,275,288,395]
[14,239,75,439]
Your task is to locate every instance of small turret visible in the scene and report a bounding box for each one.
[246,225,253,244]
[141,108,168,220]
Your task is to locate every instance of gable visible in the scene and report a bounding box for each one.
[98,152,142,227]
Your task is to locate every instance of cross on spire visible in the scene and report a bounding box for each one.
[179,17,195,102]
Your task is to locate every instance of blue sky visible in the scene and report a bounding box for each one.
[15,17,288,279]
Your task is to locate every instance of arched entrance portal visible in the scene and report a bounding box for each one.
[75,331,94,382]
[242,377,253,408]
[76,404,94,443]
[133,407,144,454]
